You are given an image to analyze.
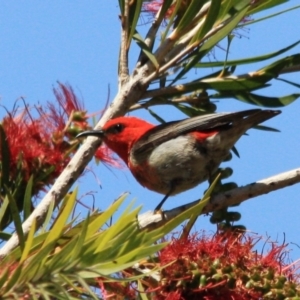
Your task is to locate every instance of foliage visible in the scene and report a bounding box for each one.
[1,0,300,299]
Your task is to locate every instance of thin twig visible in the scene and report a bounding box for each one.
[119,0,130,88]
[138,168,300,230]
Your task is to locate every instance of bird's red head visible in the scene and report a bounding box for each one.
[101,117,154,165]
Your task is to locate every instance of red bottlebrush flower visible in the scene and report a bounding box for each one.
[95,145,124,169]
[1,106,69,190]
[44,82,90,139]
[143,0,174,19]
[0,83,120,229]
[151,232,299,300]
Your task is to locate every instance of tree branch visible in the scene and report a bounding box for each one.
[0,63,152,259]
[119,0,130,87]
[138,168,300,230]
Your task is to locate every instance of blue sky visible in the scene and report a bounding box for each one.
[0,2,300,261]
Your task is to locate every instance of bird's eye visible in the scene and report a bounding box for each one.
[108,123,124,134]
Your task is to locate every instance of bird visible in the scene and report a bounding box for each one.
[77,109,281,210]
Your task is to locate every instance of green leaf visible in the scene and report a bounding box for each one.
[23,175,33,221]
[20,218,36,263]
[258,54,300,76]
[161,0,182,41]
[147,108,166,124]
[41,188,77,250]
[248,0,289,15]
[0,196,10,230]
[181,174,220,238]
[191,0,221,44]
[171,2,250,84]
[0,231,11,241]
[118,0,124,14]
[4,189,25,250]
[244,4,300,26]
[276,77,300,89]
[128,0,143,48]
[133,32,159,68]
[213,91,300,107]
[200,4,250,53]
[0,124,10,189]
[195,40,300,68]
[174,0,205,33]
[40,198,55,233]
[3,264,23,294]
[201,75,270,91]
[86,193,127,238]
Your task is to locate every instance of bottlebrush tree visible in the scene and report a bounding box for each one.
[0,1,300,299]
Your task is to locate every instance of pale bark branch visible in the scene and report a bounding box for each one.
[0,62,153,259]
[138,168,300,230]
[119,0,129,88]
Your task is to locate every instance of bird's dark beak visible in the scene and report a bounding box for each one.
[76,130,105,139]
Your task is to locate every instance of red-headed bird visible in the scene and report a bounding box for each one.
[77,109,280,210]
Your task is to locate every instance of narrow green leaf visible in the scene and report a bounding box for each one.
[155,0,174,38]
[195,40,300,68]
[200,4,249,53]
[23,175,33,221]
[41,188,77,249]
[201,75,270,91]
[147,108,166,124]
[138,280,149,300]
[86,193,127,237]
[118,0,124,14]
[0,195,9,228]
[94,244,165,275]
[191,0,221,44]
[171,3,250,84]
[244,4,300,26]
[4,188,25,249]
[161,0,182,41]
[213,91,300,107]
[45,238,80,272]
[248,0,289,15]
[181,174,220,238]
[128,0,143,48]
[149,197,210,242]
[0,267,9,289]
[76,276,99,300]
[20,218,36,263]
[258,54,300,76]
[174,104,213,117]
[276,77,300,89]
[21,241,57,282]
[40,198,55,233]
[0,124,10,188]
[175,0,205,33]
[0,231,11,241]
[133,32,159,68]
[3,264,23,293]
[69,213,90,260]
[95,207,140,253]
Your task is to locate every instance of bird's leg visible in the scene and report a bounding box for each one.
[154,185,175,212]
[154,193,170,212]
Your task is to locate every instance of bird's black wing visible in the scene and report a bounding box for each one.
[131,109,280,156]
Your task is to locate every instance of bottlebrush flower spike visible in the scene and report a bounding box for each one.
[143,0,174,19]
[153,232,299,299]
[49,82,90,137]
[0,83,120,229]
[95,145,124,169]
[1,104,70,191]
